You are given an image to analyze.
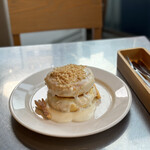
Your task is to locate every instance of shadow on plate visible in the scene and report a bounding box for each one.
[11,112,130,150]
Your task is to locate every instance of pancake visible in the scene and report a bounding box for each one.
[48,102,97,123]
[35,64,101,122]
[45,64,95,97]
[47,85,99,112]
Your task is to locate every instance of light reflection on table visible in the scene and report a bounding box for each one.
[0,36,150,150]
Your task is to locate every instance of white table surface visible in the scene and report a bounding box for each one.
[0,36,150,150]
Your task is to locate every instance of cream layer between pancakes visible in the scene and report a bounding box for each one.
[48,102,97,123]
[47,85,98,112]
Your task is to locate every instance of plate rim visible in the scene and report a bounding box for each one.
[9,66,132,138]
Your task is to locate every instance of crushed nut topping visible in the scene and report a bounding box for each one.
[49,64,86,86]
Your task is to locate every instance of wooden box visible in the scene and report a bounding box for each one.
[117,48,150,113]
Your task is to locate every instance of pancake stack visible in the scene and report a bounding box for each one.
[44,64,100,122]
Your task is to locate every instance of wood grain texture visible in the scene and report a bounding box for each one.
[7,0,102,36]
[93,28,102,39]
[13,34,21,45]
[117,48,150,113]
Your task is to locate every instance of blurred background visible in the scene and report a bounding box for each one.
[0,0,150,47]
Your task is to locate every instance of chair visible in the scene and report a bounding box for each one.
[7,0,103,46]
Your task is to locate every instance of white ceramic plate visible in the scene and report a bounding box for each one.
[9,67,132,138]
